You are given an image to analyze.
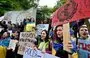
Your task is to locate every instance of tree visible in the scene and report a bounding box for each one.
[0,0,38,16]
[36,6,53,24]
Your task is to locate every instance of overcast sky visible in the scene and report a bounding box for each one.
[39,0,58,8]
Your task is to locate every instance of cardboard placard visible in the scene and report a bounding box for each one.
[23,47,44,58]
[23,47,59,58]
[8,39,18,51]
[36,24,49,35]
[18,32,36,55]
[63,23,71,53]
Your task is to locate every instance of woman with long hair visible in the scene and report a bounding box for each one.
[38,30,52,54]
[52,25,76,58]
[0,32,10,58]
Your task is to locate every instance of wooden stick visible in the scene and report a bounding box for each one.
[63,23,71,58]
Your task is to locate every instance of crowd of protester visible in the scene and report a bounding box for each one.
[0,18,90,58]
[0,18,35,58]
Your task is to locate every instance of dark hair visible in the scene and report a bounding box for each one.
[8,21,11,24]
[54,25,63,43]
[78,24,88,37]
[3,21,6,24]
[7,32,10,37]
[79,24,88,30]
[3,32,10,37]
[54,25,62,37]
[41,30,49,42]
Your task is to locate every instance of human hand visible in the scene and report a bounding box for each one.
[67,41,73,49]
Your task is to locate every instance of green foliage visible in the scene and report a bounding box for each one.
[36,6,52,20]
[0,0,38,16]
[36,0,67,23]
[52,0,67,12]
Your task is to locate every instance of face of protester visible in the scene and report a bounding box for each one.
[56,26,63,38]
[3,32,8,38]
[15,31,19,36]
[41,31,47,41]
[13,31,19,37]
[79,27,89,39]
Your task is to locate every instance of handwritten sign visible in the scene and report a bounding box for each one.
[8,39,18,51]
[18,32,36,55]
[36,24,49,35]
[23,47,44,58]
[78,39,90,58]
[23,47,59,58]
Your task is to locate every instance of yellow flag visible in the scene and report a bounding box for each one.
[0,46,6,58]
[52,48,56,56]
[72,52,78,58]
[25,23,35,32]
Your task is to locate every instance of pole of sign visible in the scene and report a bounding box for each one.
[63,23,72,58]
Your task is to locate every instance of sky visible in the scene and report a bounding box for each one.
[39,0,58,8]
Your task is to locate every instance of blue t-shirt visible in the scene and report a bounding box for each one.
[53,40,77,53]
[0,37,10,47]
[78,37,90,58]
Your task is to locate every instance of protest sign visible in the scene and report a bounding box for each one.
[23,47,59,58]
[8,39,18,51]
[78,39,90,58]
[63,23,71,53]
[18,32,36,55]
[44,53,59,58]
[36,24,49,35]
[23,47,44,58]
[4,7,36,24]
[51,0,90,26]
[25,23,35,32]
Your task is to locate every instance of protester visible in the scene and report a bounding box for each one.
[38,30,52,54]
[0,21,7,35]
[78,24,89,39]
[19,22,24,32]
[0,32,10,58]
[11,30,20,40]
[0,21,7,29]
[78,24,90,58]
[52,25,76,58]
[0,32,10,47]
[7,21,12,30]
